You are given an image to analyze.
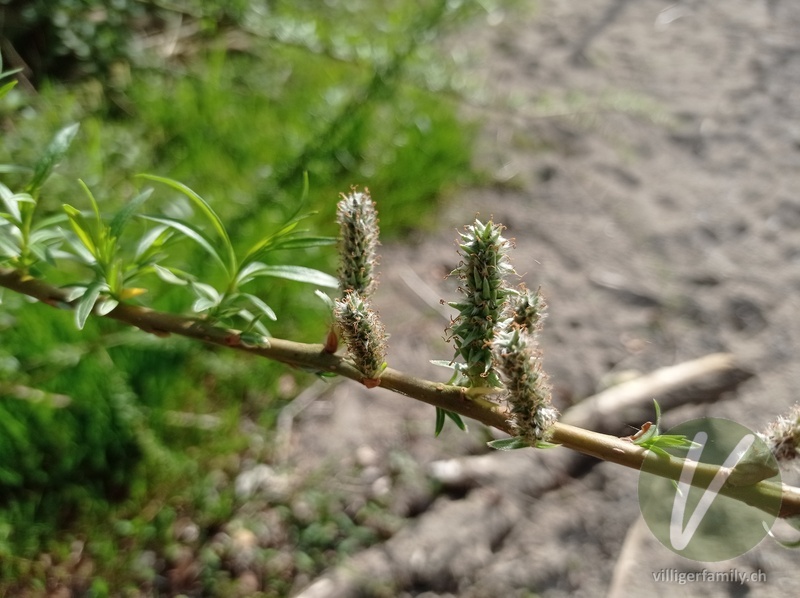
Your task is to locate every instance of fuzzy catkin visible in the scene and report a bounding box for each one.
[506,286,547,333]
[759,405,800,464]
[447,219,515,387]
[336,188,380,298]
[492,326,558,443]
[334,291,387,380]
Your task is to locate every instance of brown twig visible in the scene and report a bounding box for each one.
[1,265,798,518]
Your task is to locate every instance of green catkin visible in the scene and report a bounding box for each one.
[336,188,380,298]
[447,219,515,387]
[334,189,386,380]
[492,324,559,443]
[334,291,387,380]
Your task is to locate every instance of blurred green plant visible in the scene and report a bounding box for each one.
[0,0,487,593]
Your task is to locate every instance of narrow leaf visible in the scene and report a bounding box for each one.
[0,234,19,258]
[0,184,34,224]
[0,80,18,101]
[242,293,277,321]
[244,264,338,288]
[141,215,228,274]
[62,232,97,265]
[273,236,337,250]
[63,204,98,258]
[95,298,119,316]
[239,330,269,347]
[445,410,467,432]
[430,359,457,370]
[434,407,446,437]
[487,437,529,451]
[238,310,270,336]
[138,175,235,273]
[110,188,153,239]
[241,211,324,266]
[134,225,172,261]
[32,212,69,231]
[192,297,218,313]
[28,123,80,195]
[191,281,220,303]
[75,281,103,329]
[153,264,189,286]
[314,289,335,310]
[235,260,269,286]
[63,286,88,302]
[77,179,102,221]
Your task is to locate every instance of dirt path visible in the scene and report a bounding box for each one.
[291,2,800,595]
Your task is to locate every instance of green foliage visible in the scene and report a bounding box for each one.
[0,301,142,536]
[631,400,698,458]
[0,0,147,82]
[434,406,467,437]
[0,123,78,273]
[0,0,488,592]
[137,174,337,335]
[447,220,517,388]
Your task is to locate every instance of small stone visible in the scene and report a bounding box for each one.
[234,464,291,501]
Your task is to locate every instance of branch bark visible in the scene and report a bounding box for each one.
[1,266,798,518]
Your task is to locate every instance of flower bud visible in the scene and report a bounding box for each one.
[447,219,515,387]
[492,325,558,443]
[759,405,800,464]
[336,188,380,298]
[334,291,388,381]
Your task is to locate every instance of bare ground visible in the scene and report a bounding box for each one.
[287,2,800,596]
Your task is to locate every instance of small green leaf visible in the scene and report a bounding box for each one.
[314,289,335,310]
[77,179,102,222]
[32,212,69,231]
[0,233,20,258]
[110,188,153,239]
[63,204,98,258]
[430,359,456,370]
[63,286,88,302]
[28,123,80,195]
[487,437,529,451]
[153,264,189,286]
[273,236,337,250]
[434,407,446,437]
[0,80,17,100]
[75,281,104,329]
[134,225,172,261]
[288,171,311,222]
[193,297,218,313]
[0,165,30,175]
[234,261,268,286]
[434,407,467,436]
[239,330,269,347]
[0,184,34,225]
[242,293,277,321]
[95,298,119,316]
[242,263,338,288]
[445,409,467,432]
[633,422,658,445]
[533,440,561,449]
[63,234,98,265]
[141,215,228,274]
[138,175,235,274]
[191,282,220,303]
[241,221,301,266]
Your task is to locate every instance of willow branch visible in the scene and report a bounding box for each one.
[2,265,799,518]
